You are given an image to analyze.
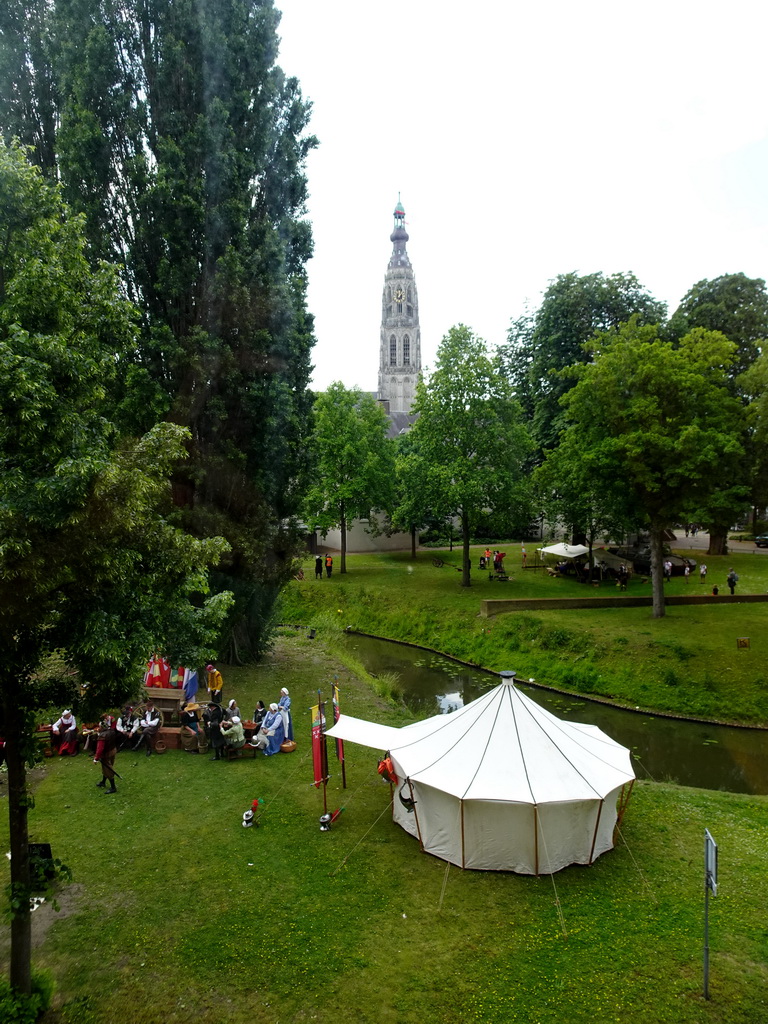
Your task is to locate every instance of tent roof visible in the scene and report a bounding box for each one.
[326,677,634,805]
[537,543,590,560]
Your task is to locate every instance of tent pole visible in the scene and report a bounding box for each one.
[589,800,604,865]
[616,780,634,829]
[534,805,539,876]
[460,801,465,870]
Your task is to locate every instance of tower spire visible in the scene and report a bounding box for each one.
[379,197,421,414]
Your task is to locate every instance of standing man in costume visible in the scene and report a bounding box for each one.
[206,663,224,704]
[93,715,119,793]
[205,701,226,760]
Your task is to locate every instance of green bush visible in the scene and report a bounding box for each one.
[0,970,54,1023]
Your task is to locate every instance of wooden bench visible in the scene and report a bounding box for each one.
[224,744,259,761]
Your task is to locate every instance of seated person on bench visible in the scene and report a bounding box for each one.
[220,716,245,752]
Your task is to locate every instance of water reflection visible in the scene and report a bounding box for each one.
[342,633,768,796]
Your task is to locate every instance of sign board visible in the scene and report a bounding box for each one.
[736,637,750,649]
[705,829,718,896]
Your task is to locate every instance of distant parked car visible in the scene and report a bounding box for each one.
[755,535,768,548]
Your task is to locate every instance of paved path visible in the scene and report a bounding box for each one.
[669,531,767,554]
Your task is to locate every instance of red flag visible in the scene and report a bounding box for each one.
[311,704,325,788]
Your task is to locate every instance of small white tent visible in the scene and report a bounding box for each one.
[537,542,590,561]
[326,673,634,874]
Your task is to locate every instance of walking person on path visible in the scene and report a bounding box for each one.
[726,568,739,595]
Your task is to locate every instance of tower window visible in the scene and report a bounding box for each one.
[390,335,397,365]
[403,335,410,364]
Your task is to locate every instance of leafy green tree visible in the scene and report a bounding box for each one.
[304,383,396,574]
[0,141,231,998]
[402,325,531,587]
[534,434,638,573]
[501,272,665,451]
[0,0,317,659]
[561,320,746,616]
[668,273,768,378]
[739,352,768,528]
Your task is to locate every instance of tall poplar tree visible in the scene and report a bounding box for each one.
[0,0,317,659]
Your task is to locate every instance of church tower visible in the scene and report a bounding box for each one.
[378,198,421,414]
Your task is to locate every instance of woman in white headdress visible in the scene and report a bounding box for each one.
[278,687,293,742]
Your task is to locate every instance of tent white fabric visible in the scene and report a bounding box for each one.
[537,542,590,560]
[326,673,634,874]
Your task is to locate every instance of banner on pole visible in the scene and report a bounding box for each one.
[332,684,344,763]
[311,704,325,788]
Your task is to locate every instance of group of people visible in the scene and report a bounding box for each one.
[183,686,295,760]
[314,554,333,579]
[49,679,298,795]
[479,549,507,574]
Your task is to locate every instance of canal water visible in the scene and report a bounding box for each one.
[341,632,768,796]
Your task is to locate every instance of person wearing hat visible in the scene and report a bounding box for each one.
[250,703,285,756]
[278,687,293,742]
[206,663,224,705]
[204,701,226,760]
[93,715,119,793]
[133,701,161,756]
[220,715,245,752]
[180,702,202,753]
[51,710,78,756]
[226,698,241,721]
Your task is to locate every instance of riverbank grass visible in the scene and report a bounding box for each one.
[283,546,768,724]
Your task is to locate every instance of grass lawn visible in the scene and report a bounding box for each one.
[283,545,768,725]
[1,635,768,1024]
[3,545,768,1022]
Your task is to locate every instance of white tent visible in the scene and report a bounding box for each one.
[537,542,590,560]
[326,673,634,874]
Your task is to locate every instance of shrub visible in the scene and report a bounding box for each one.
[0,970,55,1024]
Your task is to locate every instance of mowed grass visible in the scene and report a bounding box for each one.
[285,545,768,724]
[1,635,768,1024]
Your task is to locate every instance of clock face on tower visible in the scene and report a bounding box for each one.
[394,288,404,302]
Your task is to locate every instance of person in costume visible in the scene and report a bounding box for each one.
[133,701,161,756]
[204,701,226,760]
[220,716,245,752]
[253,700,266,728]
[278,687,293,742]
[226,698,241,721]
[180,702,202,753]
[52,710,78,756]
[93,715,119,793]
[206,663,224,705]
[116,706,139,749]
[250,702,285,755]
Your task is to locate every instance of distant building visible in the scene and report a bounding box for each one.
[378,197,421,416]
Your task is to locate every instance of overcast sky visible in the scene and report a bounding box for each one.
[276,1,768,392]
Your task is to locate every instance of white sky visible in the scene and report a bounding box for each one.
[276,0,768,392]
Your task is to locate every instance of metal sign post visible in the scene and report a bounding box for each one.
[704,829,718,1000]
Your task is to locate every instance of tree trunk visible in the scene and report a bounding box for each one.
[650,527,666,618]
[461,513,471,588]
[3,694,33,995]
[340,505,347,574]
[707,526,728,556]
[410,525,417,560]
